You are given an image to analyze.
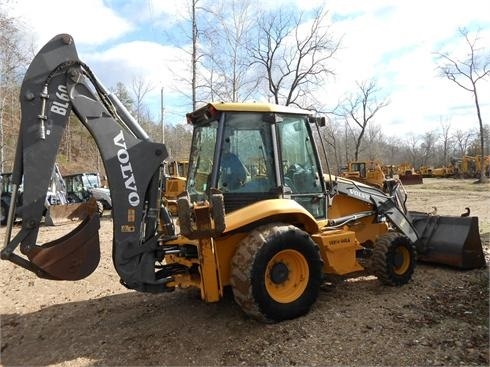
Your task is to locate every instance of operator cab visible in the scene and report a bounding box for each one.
[185,103,328,219]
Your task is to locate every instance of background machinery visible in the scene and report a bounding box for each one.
[63,171,112,215]
[340,160,387,189]
[1,34,485,322]
[1,173,19,226]
[397,162,423,185]
[1,164,95,226]
[162,160,188,216]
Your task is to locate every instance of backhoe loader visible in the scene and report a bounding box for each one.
[1,34,486,322]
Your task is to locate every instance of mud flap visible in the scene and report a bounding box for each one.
[410,211,486,269]
[24,214,101,280]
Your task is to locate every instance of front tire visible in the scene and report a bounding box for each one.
[230,223,323,322]
[370,232,416,286]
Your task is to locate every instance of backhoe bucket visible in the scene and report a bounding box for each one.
[410,211,486,269]
[25,214,101,280]
[45,199,98,226]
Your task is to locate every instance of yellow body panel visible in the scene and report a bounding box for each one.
[166,199,322,294]
[312,230,364,275]
[164,175,390,300]
[197,238,222,302]
[224,199,320,234]
[214,232,248,287]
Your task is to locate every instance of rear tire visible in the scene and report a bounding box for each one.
[96,200,104,216]
[1,202,8,225]
[370,232,416,286]
[230,223,323,322]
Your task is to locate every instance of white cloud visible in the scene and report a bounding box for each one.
[317,0,490,137]
[7,0,133,49]
[4,0,489,134]
[83,40,190,122]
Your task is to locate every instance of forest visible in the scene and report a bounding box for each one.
[1,1,489,177]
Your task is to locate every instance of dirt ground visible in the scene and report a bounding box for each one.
[1,178,489,366]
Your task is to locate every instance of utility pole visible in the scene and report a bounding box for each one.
[160,87,165,144]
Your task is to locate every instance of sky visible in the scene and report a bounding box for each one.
[4,0,490,138]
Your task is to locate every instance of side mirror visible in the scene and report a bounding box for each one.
[308,116,326,127]
[262,113,283,123]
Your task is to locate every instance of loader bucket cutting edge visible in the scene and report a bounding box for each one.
[410,211,486,269]
[25,213,101,280]
[399,174,423,185]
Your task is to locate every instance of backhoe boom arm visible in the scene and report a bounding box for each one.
[1,34,170,291]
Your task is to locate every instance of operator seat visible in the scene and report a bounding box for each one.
[221,152,247,190]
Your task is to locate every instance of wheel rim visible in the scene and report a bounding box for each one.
[265,249,309,303]
[393,246,410,275]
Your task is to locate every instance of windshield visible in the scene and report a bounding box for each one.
[217,113,276,193]
[83,174,101,188]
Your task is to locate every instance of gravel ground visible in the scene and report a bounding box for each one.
[1,178,489,366]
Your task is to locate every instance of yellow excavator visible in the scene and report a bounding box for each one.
[1,34,485,322]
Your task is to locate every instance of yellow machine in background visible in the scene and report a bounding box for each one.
[162,160,189,215]
[397,162,423,185]
[340,160,386,189]
[418,166,432,177]
[420,155,489,179]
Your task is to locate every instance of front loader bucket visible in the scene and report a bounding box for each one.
[45,200,98,226]
[24,213,101,280]
[410,211,486,269]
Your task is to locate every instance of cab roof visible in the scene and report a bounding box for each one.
[207,102,313,115]
[186,102,314,126]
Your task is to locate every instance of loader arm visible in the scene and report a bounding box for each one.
[1,34,170,292]
[334,178,419,243]
[334,177,485,269]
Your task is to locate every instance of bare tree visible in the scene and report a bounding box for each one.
[436,28,490,182]
[420,130,438,167]
[404,134,422,168]
[190,0,199,110]
[438,118,452,166]
[0,11,29,171]
[251,7,340,107]
[381,137,403,164]
[131,76,154,123]
[160,0,204,110]
[111,82,134,112]
[365,123,384,160]
[322,120,343,173]
[452,128,475,156]
[338,80,389,161]
[197,0,261,103]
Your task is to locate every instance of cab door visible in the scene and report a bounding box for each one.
[277,117,326,218]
